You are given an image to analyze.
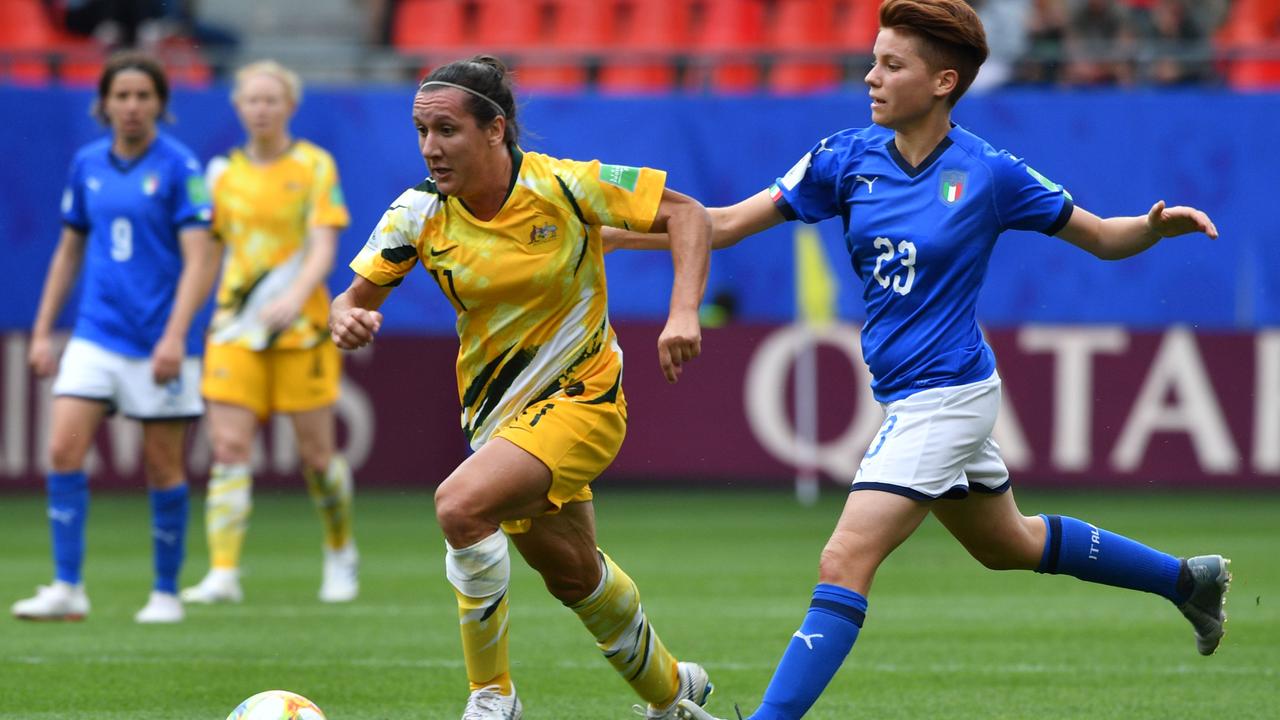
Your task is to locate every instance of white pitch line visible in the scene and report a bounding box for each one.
[6,654,1275,678]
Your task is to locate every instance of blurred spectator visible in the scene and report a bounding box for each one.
[1016,0,1069,85]
[970,0,1032,91]
[1130,0,1213,84]
[357,0,397,47]
[1064,0,1136,85]
[57,0,163,48]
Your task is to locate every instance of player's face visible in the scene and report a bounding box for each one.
[103,70,162,144]
[864,28,944,129]
[235,72,295,141]
[412,88,502,199]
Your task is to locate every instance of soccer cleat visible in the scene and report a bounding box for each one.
[1177,554,1231,656]
[180,568,243,604]
[634,662,714,719]
[319,543,359,603]
[676,700,739,720]
[461,684,522,719]
[11,581,90,621]
[135,590,184,623]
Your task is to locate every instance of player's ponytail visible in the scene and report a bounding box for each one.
[419,55,520,155]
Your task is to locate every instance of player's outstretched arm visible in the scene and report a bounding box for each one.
[1056,201,1218,261]
[649,187,711,384]
[603,189,786,254]
[29,227,87,377]
[330,275,391,350]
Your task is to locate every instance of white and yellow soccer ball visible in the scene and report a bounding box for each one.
[227,690,327,720]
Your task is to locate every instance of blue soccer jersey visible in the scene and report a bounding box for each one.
[771,124,1073,401]
[60,133,213,357]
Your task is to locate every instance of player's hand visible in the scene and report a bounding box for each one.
[1146,200,1218,240]
[657,308,701,384]
[151,334,184,384]
[28,334,58,378]
[260,294,304,333]
[331,307,383,350]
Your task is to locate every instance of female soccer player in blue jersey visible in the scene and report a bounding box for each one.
[12,52,219,625]
[608,2,1227,719]
[330,56,714,719]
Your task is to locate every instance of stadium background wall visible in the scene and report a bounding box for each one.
[1,87,1276,489]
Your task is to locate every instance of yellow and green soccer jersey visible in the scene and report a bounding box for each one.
[207,140,350,350]
[350,149,666,448]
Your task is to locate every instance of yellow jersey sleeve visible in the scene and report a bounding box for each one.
[306,149,351,230]
[349,182,440,287]
[550,158,667,233]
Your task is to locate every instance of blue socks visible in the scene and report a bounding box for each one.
[1037,514,1184,603]
[48,471,89,585]
[749,584,868,720]
[149,485,188,594]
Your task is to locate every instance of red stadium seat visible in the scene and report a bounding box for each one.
[769,0,841,94]
[474,0,607,92]
[597,0,691,94]
[0,0,59,85]
[833,0,880,52]
[392,0,475,79]
[687,0,766,93]
[1215,0,1280,90]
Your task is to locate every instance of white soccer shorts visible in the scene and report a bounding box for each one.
[52,337,204,420]
[852,371,1010,500]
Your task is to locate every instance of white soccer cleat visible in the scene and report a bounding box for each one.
[461,684,523,719]
[134,591,184,623]
[634,662,714,719]
[1178,554,1232,656]
[319,543,359,603]
[11,581,90,621]
[676,699,732,720]
[180,568,243,604]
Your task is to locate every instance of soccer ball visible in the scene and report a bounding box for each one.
[226,690,327,720]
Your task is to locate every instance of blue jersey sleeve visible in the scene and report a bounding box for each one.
[769,134,849,224]
[61,156,88,231]
[170,153,213,229]
[991,151,1074,235]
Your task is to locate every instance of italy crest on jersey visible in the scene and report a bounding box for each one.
[939,170,966,205]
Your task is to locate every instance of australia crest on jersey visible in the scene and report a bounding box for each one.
[938,170,967,206]
[528,222,558,245]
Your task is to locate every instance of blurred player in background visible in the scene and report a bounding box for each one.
[330,55,714,720]
[181,60,358,606]
[608,2,1229,719]
[12,51,219,624]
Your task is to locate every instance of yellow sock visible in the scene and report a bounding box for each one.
[447,531,513,694]
[304,456,354,550]
[569,552,679,707]
[206,463,252,570]
[454,585,513,693]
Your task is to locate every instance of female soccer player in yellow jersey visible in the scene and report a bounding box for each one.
[182,61,359,606]
[330,55,714,720]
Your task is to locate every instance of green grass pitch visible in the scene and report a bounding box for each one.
[2,488,1276,719]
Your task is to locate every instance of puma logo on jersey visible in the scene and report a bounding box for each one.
[793,630,824,650]
[855,175,878,194]
[815,137,835,154]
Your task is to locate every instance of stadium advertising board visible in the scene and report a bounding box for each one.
[1,324,1276,490]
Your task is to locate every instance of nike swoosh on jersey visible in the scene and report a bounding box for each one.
[429,245,458,257]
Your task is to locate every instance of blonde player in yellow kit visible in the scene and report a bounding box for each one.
[183,61,358,606]
[331,55,713,720]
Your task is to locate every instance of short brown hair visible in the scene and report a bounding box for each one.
[879,0,988,105]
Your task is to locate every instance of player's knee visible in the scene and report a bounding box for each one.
[818,534,874,587]
[434,482,487,544]
[210,432,252,465]
[537,551,601,603]
[46,436,88,472]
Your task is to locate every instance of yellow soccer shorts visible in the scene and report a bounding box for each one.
[201,341,341,419]
[495,384,627,534]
